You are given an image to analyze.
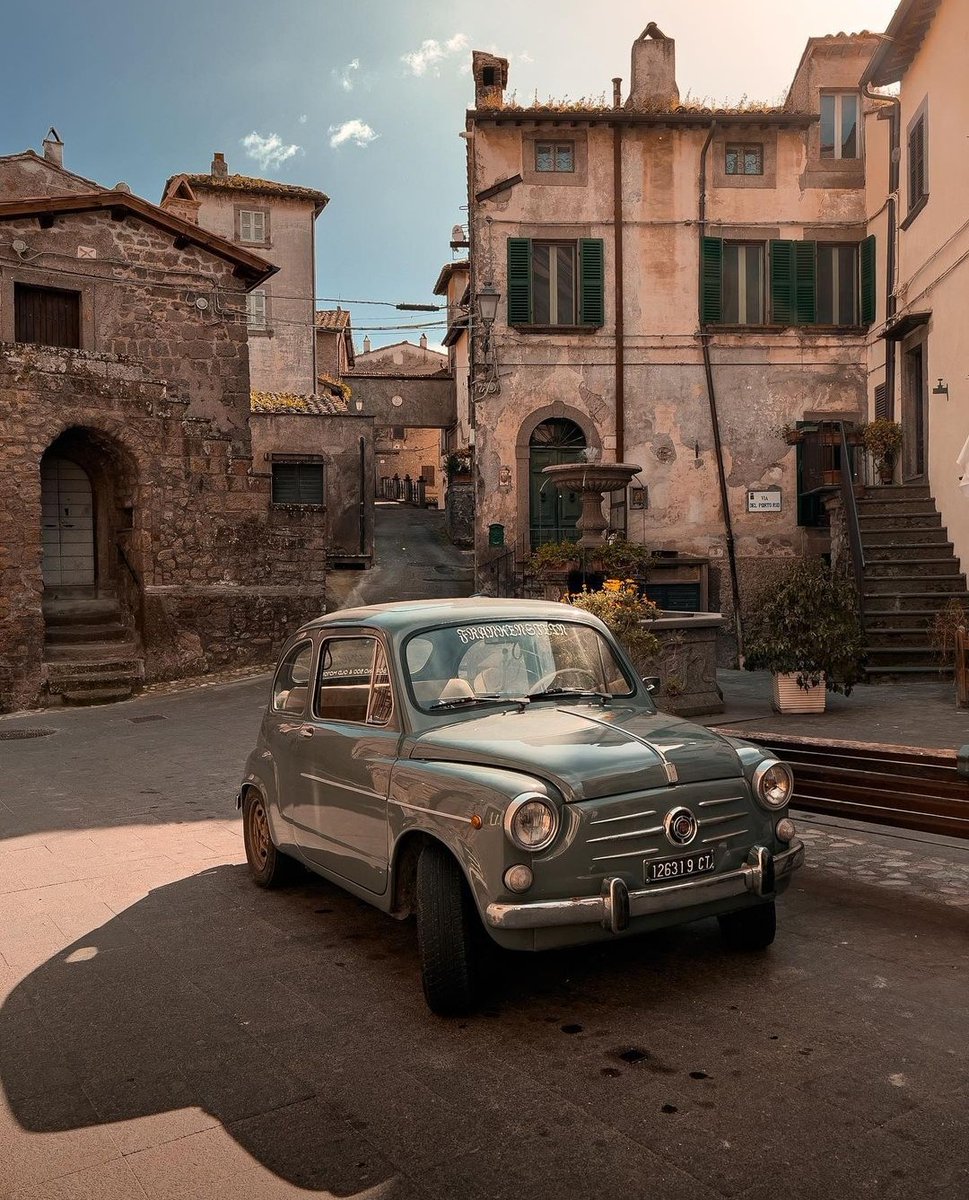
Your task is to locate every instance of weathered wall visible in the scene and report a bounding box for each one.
[344,372,456,428]
[0,154,101,201]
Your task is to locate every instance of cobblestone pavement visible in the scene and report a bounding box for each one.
[1,679,967,1200]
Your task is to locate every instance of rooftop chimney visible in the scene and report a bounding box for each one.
[43,127,64,168]
[628,23,679,111]
[363,335,372,353]
[211,152,228,178]
[419,333,428,349]
[472,50,509,109]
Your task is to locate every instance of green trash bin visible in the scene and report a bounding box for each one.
[488,523,505,547]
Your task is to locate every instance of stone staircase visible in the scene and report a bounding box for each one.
[858,485,968,681]
[43,597,145,705]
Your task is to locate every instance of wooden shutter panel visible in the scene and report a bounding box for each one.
[860,235,877,325]
[272,463,324,505]
[506,238,532,325]
[794,241,817,325]
[770,241,796,325]
[699,237,723,324]
[14,284,81,348]
[578,238,605,326]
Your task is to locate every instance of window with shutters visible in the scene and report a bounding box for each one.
[535,142,575,173]
[271,462,324,506]
[907,111,928,217]
[820,93,861,160]
[506,238,604,328]
[725,145,763,176]
[14,284,81,348]
[237,207,269,245]
[247,289,268,331]
[721,243,765,324]
[816,244,859,325]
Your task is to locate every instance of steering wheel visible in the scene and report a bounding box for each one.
[531,666,600,693]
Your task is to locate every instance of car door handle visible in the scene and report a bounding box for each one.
[298,726,314,739]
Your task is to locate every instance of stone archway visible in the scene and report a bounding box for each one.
[514,403,602,550]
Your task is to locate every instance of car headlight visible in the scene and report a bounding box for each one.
[752,759,794,810]
[504,793,559,852]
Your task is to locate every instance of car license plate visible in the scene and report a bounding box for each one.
[646,851,715,883]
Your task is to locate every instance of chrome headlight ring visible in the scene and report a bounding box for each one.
[503,792,559,853]
[751,758,794,810]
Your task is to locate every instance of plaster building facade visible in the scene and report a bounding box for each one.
[464,27,882,650]
[863,0,969,563]
[0,141,327,711]
[161,153,327,397]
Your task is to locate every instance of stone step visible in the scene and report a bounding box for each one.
[44,642,142,665]
[864,609,941,631]
[864,559,962,579]
[43,599,123,627]
[863,627,944,648]
[864,645,946,668]
[862,541,954,561]
[856,497,939,517]
[865,664,953,682]
[864,575,967,596]
[861,526,950,546]
[49,667,141,688]
[857,512,943,531]
[864,591,969,613]
[46,658,144,683]
[44,622,130,645]
[56,686,135,707]
[861,484,931,499]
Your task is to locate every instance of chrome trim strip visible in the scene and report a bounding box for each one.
[388,798,473,825]
[486,841,805,930]
[697,812,747,828]
[591,808,658,826]
[592,846,661,862]
[702,827,750,845]
[588,824,664,844]
[698,796,745,808]
[300,773,377,800]
[567,711,680,784]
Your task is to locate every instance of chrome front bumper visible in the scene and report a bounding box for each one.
[485,841,805,934]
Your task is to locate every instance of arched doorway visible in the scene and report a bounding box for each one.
[41,457,95,589]
[528,418,586,547]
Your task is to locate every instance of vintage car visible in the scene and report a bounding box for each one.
[238,598,804,1014]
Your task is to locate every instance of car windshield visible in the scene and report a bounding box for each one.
[404,619,635,711]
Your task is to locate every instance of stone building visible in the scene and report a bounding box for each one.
[161,153,328,396]
[0,140,327,711]
[315,307,355,380]
[464,26,882,652]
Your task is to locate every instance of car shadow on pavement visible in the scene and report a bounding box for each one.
[0,862,815,1196]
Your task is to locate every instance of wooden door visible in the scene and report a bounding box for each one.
[41,458,95,587]
[15,284,81,349]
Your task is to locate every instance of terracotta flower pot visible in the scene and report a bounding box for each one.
[772,672,826,714]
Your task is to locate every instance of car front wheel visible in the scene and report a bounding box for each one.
[718,900,776,951]
[416,841,481,1016]
[242,790,297,888]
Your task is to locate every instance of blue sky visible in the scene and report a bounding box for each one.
[6,0,899,348]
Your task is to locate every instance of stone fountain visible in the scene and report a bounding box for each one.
[542,458,642,548]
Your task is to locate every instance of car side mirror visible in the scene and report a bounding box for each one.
[642,676,660,695]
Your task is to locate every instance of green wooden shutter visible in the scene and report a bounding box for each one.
[794,241,817,325]
[507,238,532,325]
[700,236,723,324]
[770,240,796,325]
[860,234,876,325]
[578,238,605,326]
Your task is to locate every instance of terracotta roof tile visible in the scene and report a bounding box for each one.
[250,391,348,415]
[315,309,352,330]
[168,172,329,208]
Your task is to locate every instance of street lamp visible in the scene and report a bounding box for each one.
[476,282,500,337]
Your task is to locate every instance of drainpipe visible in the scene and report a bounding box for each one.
[863,83,901,418]
[612,81,625,463]
[697,122,744,660]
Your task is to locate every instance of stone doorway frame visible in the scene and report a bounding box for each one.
[515,402,602,551]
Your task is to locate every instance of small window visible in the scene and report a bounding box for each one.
[820,93,860,160]
[14,284,81,349]
[247,289,267,330]
[725,144,763,176]
[421,465,435,485]
[315,637,393,726]
[271,462,324,505]
[908,114,927,213]
[239,209,267,244]
[817,243,859,325]
[272,640,313,714]
[391,426,406,441]
[722,243,764,325]
[533,242,577,325]
[535,142,575,173]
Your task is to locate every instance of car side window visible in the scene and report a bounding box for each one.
[315,637,394,726]
[272,640,314,714]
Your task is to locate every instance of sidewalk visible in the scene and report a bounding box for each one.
[705,669,968,752]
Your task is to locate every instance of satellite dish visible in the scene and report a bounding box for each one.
[114,181,132,193]
[12,239,29,255]
[451,224,465,242]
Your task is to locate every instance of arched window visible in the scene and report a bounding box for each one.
[528,419,586,547]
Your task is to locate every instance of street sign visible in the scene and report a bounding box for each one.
[747,489,782,513]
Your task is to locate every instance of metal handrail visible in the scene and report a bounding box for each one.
[836,421,866,615]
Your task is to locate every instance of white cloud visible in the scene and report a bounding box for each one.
[517,51,534,64]
[297,113,308,124]
[401,33,469,76]
[328,119,378,149]
[241,131,301,171]
[335,58,360,91]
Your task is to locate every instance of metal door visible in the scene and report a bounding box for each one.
[41,458,95,587]
[529,419,585,547]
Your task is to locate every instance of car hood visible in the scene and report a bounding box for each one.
[405,703,745,801]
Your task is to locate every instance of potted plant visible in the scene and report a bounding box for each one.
[777,422,805,446]
[567,580,661,673]
[444,452,472,485]
[860,420,902,484]
[743,558,864,713]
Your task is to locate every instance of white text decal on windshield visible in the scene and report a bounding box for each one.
[455,622,570,645]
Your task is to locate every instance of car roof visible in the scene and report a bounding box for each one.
[297,597,602,636]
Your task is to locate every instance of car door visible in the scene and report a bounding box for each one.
[263,637,316,833]
[290,634,397,895]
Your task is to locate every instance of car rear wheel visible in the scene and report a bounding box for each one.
[243,790,298,888]
[416,841,481,1016]
[718,900,776,951]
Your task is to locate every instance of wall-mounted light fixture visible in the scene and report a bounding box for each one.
[355,400,364,412]
[476,282,500,342]
[932,378,949,397]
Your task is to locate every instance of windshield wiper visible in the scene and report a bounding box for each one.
[428,693,524,711]
[526,688,611,703]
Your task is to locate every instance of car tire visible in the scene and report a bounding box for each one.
[718,900,776,951]
[242,790,298,888]
[416,841,481,1017]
